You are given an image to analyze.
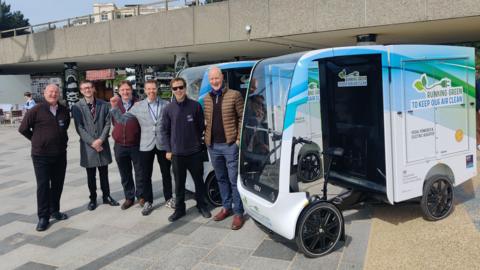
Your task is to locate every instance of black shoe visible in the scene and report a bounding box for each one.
[198,207,211,218]
[168,209,186,222]
[51,212,68,220]
[88,200,97,211]
[36,217,49,231]
[103,196,119,206]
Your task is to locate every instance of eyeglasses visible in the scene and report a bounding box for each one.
[172,85,185,91]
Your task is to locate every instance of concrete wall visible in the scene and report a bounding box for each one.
[0,0,479,65]
[0,75,31,107]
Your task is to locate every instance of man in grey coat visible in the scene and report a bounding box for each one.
[72,80,119,211]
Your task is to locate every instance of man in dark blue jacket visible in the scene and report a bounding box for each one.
[161,77,211,222]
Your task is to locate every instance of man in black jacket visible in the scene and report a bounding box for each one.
[161,77,211,222]
[19,84,70,231]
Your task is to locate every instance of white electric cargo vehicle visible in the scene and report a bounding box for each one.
[238,45,477,257]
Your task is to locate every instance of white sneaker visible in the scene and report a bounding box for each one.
[141,202,153,216]
[165,198,176,209]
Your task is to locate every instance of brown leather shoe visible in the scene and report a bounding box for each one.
[213,208,232,221]
[138,198,145,207]
[231,215,244,230]
[121,199,134,210]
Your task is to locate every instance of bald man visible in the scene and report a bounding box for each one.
[19,84,71,231]
[203,66,245,230]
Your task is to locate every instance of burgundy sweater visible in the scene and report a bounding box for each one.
[111,99,141,147]
[18,102,70,156]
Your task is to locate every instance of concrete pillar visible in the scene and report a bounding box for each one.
[134,64,145,99]
[63,62,79,108]
[174,53,189,75]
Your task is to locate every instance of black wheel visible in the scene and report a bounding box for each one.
[205,172,222,207]
[298,152,322,183]
[420,175,454,221]
[296,202,343,257]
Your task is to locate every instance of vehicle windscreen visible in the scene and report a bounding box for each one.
[240,53,302,202]
[179,65,210,100]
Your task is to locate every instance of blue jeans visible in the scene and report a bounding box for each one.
[208,143,244,215]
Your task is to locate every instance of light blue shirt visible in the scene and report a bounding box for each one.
[24,99,36,110]
[147,98,160,123]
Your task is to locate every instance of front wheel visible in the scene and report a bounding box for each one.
[296,202,343,257]
[205,172,222,207]
[420,175,454,221]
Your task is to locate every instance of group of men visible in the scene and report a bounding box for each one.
[19,66,246,232]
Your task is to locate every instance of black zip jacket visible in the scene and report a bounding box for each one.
[18,102,70,156]
[161,97,205,156]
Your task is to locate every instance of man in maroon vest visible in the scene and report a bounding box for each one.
[112,81,143,210]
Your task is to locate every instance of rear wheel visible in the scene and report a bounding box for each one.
[420,175,454,221]
[296,202,343,257]
[205,172,222,207]
[298,152,322,183]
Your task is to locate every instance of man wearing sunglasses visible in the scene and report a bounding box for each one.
[161,77,211,222]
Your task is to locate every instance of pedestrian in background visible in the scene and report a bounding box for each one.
[23,91,36,111]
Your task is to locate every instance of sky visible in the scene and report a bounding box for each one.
[7,0,188,25]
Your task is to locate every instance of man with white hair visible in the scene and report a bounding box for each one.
[203,66,245,230]
[19,84,70,231]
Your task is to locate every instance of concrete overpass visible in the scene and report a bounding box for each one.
[1,0,480,73]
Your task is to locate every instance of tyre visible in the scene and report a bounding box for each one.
[420,175,454,221]
[205,172,222,207]
[296,202,343,257]
[298,151,322,183]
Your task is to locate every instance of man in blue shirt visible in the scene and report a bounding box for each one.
[24,92,36,111]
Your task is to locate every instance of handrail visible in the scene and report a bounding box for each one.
[0,0,203,38]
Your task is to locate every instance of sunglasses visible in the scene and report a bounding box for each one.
[172,85,185,91]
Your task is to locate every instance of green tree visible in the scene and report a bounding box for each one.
[0,1,29,38]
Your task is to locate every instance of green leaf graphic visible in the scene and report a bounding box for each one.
[421,74,427,87]
[414,80,425,91]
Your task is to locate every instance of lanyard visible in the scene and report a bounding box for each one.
[147,99,160,122]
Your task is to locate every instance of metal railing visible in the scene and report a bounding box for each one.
[0,0,205,38]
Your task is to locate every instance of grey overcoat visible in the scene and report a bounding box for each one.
[72,98,112,168]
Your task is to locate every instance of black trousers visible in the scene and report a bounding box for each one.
[32,153,67,219]
[172,151,207,210]
[114,144,143,201]
[140,148,172,203]
[86,165,110,200]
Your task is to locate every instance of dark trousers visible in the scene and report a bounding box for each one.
[114,144,143,201]
[140,148,172,203]
[86,165,110,201]
[32,153,67,219]
[172,151,207,210]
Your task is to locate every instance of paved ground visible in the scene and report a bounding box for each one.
[0,124,478,270]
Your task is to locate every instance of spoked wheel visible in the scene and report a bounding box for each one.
[296,202,343,257]
[205,173,222,207]
[420,175,454,221]
[298,152,322,183]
